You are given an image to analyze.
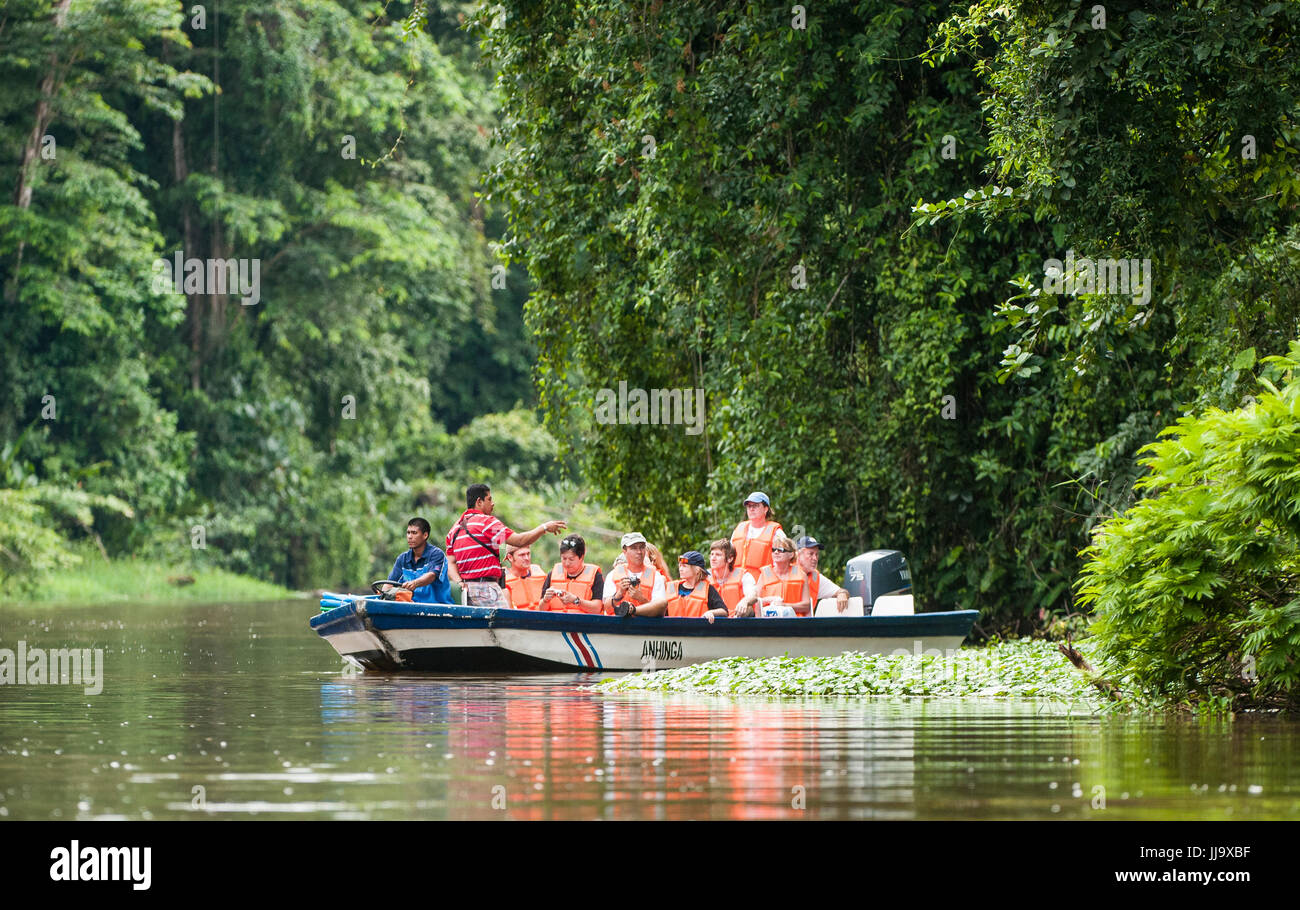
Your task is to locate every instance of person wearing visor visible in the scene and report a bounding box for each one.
[795,535,850,614]
[539,534,605,613]
[604,532,666,613]
[730,491,783,581]
[614,551,728,623]
[735,531,811,617]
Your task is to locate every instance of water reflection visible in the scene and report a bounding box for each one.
[316,674,923,819]
[312,675,1300,821]
[1,601,1298,820]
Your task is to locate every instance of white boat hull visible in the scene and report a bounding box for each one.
[310,599,979,672]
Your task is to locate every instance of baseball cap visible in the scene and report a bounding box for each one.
[620,532,647,548]
[678,551,708,570]
[796,536,823,550]
[743,491,771,506]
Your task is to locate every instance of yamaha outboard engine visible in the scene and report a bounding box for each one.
[843,550,912,614]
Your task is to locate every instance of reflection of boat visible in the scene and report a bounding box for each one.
[310,550,977,672]
[311,678,920,819]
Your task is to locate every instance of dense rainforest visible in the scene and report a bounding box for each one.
[2,1,1298,702]
[0,0,573,592]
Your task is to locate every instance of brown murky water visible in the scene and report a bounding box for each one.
[1,601,1297,819]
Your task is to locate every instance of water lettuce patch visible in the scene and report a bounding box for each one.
[598,638,1112,703]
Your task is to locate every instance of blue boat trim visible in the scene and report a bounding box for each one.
[312,598,978,639]
[310,596,979,672]
[581,633,602,668]
[561,631,584,667]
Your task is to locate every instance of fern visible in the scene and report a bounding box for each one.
[1079,340,1300,709]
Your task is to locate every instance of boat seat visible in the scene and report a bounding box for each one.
[813,596,865,617]
[870,594,915,616]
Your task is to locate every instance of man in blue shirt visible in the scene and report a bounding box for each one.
[385,517,451,603]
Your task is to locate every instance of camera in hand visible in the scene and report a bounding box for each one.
[625,574,641,587]
[614,600,634,618]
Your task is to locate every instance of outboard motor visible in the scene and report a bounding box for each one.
[843,550,913,615]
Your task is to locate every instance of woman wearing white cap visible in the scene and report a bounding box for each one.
[730,491,784,582]
[604,532,667,613]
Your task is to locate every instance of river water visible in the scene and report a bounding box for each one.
[1,600,1297,820]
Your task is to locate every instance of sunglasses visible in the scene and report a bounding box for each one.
[772,547,793,554]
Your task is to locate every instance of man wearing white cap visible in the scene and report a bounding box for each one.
[730,491,784,581]
[796,535,851,614]
[603,531,667,613]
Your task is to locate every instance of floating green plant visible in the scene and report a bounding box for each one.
[598,639,1124,706]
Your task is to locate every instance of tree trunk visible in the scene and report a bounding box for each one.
[7,0,74,303]
[173,115,202,391]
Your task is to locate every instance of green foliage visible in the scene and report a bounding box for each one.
[476,0,1155,631]
[0,484,133,587]
[441,407,566,484]
[925,0,1300,400]
[3,0,1297,682]
[0,0,199,532]
[599,638,1112,704]
[0,544,294,605]
[1079,341,1300,709]
[0,1,545,592]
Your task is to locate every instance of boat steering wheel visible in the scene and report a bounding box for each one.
[370,579,401,598]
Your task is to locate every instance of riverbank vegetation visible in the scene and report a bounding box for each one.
[596,637,1265,715]
[2,2,1297,705]
[481,0,1300,640]
[1079,343,1300,712]
[599,639,1111,705]
[0,1,576,595]
[0,546,295,605]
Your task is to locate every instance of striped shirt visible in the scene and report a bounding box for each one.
[445,509,512,580]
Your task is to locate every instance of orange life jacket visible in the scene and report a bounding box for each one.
[505,564,547,610]
[710,568,747,614]
[757,564,808,606]
[666,579,711,618]
[540,563,600,613]
[606,563,658,607]
[731,521,782,580]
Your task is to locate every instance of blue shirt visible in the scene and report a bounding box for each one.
[389,544,451,603]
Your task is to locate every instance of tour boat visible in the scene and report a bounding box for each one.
[309,550,979,672]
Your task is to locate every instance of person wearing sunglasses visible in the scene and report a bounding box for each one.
[734,531,810,617]
[613,551,728,623]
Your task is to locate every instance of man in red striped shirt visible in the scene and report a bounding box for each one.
[446,483,567,607]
